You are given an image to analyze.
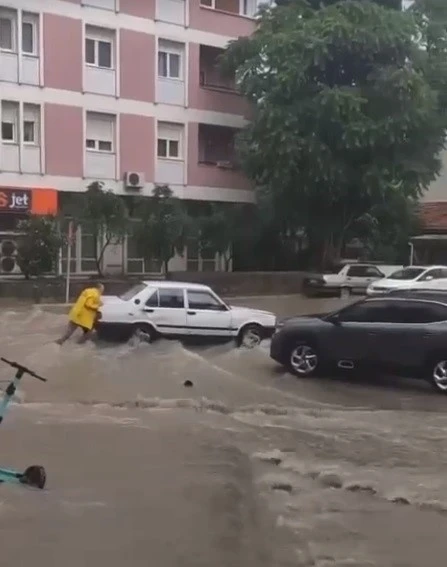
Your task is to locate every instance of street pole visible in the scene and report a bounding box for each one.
[65,221,74,304]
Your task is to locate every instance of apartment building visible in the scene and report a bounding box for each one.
[0,0,266,275]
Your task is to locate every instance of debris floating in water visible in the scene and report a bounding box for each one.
[183,380,193,388]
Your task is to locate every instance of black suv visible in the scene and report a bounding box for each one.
[270,290,447,394]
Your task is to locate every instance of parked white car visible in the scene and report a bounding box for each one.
[398,277,447,292]
[303,263,402,298]
[96,281,277,348]
[366,266,447,296]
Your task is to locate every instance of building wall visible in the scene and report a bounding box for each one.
[0,0,267,274]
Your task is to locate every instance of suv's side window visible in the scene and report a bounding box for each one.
[419,269,441,281]
[158,288,184,309]
[338,300,396,323]
[187,291,223,311]
[397,300,447,323]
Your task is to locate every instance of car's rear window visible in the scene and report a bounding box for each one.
[119,283,146,301]
[388,268,425,280]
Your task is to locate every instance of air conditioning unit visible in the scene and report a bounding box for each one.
[0,239,21,274]
[124,171,145,190]
[216,160,235,169]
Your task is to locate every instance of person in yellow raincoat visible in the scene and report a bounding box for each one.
[56,282,104,345]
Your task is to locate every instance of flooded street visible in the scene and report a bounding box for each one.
[1,295,447,566]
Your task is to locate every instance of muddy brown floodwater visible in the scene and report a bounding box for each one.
[1,294,447,566]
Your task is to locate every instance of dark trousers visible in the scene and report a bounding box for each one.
[56,322,91,345]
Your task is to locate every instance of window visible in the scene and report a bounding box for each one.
[86,112,115,152]
[200,0,265,16]
[158,288,184,309]
[85,28,113,69]
[0,14,14,51]
[337,300,397,323]
[22,14,38,55]
[1,101,18,143]
[388,267,425,280]
[82,0,116,10]
[157,139,179,158]
[347,265,382,277]
[187,290,225,311]
[158,40,182,79]
[146,290,159,308]
[23,104,40,145]
[396,301,447,324]
[157,122,182,159]
[418,269,444,282]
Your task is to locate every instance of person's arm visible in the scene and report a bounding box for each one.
[84,293,101,311]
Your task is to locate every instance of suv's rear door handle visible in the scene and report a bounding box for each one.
[144,308,154,313]
[187,311,196,315]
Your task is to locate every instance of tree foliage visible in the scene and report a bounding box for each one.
[17,216,64,279]
[197,203,252,271]
[221,0,447,267]
[134,185,193,274]
[76,181,128,275]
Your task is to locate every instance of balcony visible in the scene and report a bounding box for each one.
[189,44,250,116]
[200,45,236,92]
[190,1,256,37]
[188,123,251,190]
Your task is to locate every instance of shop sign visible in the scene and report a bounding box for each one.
[0,189,31,212]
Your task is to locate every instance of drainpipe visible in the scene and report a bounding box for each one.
[409,241,414,266]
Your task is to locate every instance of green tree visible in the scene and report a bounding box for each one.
[17,216,65,279]
[221,0,447,267]
[134,185,194,274]
[76,181,128,276]
[197,203,252,271]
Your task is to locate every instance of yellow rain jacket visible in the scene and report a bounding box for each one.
[68,287,102,330]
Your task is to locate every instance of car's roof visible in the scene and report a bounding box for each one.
[142,280,211,291]
[381,289,447,303]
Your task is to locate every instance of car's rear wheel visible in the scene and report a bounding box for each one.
[238,324,263,349]
[429,357,447,394]
[133,323,157,343]
[288,342,319,377]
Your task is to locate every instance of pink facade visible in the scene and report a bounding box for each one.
[187,123,251,190]
[2,2,259,200]
[120,30,155,102]
[190,3,256,37]
[120,114,155,179]
[45,105,83,177]
[120,0,155,18]
[43,14,82,91]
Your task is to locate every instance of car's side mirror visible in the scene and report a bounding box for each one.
[425,276,434,281]
[328,314,341,326]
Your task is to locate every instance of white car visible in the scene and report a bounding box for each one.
[96,280,277,348]
[303,263,402,298]
[366,266,447,296]
[398,277,447,292]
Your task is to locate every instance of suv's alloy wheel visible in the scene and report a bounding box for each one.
[289,343,318,377]
[431,359,447,393]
